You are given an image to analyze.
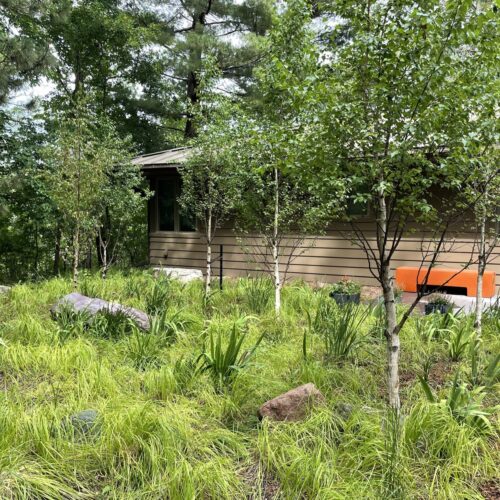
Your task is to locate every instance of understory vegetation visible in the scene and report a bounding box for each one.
[0,271,498,499]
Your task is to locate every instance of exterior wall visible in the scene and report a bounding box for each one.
[146,169,500,293]
[149,227,500,293]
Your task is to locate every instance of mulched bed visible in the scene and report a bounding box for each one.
[478,480,500,500]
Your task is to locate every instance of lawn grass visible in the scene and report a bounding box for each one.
[0,270,498,499]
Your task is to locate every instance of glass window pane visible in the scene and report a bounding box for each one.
[179,205,196,231]
[158,179,175,231]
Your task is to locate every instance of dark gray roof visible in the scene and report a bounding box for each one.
[132,147,192,169]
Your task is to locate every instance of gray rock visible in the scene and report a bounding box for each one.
[68,409,100,436]
[0,285,11,294]
[335,402,354,421]
[153,267,203,283]
[258,383,325,422]
[51,292,150,330]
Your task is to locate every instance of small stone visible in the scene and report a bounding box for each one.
[258,383,325,422]
[335,402,354,421]
[0,285,11,294]
[68,409,100,436]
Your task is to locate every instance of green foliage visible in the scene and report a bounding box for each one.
[242,276,273,314]
[329,279,361,295]
[0,273,498,498]
[126,326,162,370]
[197,320,264,390]
[445,319,474,362]
[418,373,496,433]
[427,294,453,307]
[89,310,136,340]
[312,299,370,360]
[144,274,172,315]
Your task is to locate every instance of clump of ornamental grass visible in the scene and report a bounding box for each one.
[144,273,172,315]
[306,298,370,361]
[241,275,273,314]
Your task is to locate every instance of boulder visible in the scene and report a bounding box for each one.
[51,292,150,330]
[153,267,203,283]
[0,285,10,294]
[258,383,325,422]
[68,409,100,436]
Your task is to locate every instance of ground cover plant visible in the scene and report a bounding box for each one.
[0,271,498,499]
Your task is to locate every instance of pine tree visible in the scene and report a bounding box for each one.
[139,0,273,139]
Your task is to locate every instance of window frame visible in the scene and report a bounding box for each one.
[153,174,198,234]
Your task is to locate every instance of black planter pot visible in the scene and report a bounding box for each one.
[424,303,451,315]
[330,292,361,306]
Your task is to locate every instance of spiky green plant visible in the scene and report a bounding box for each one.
[197,321,264,389]
[321,303,370,360]
[144,274,172,315]
[418,373,495,432]
[126,326,162,370]
[243,276,273,314]
[445,320,474,361]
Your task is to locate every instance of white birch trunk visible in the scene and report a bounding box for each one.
[101,241,108,280]
[205,207,212,296]
[73,225,80,289]
[273,167,281,314]
[378,191,400,411]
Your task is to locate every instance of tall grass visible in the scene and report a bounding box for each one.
[0,270,497,498]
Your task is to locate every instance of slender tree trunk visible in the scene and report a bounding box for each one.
[53,224,61,276]
[205,207,212,296]
[378,192,400,411]
[382,265,400,410]
[34,221,39,273]
[474,212,486,336]
[101,239,108,280]
[273,167,281,314]
[73,224,80,289]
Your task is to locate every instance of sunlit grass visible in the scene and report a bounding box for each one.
[0,270,497,498]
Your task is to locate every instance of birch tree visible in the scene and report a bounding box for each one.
[178,128,244,295]
[44,101,104,287]
[235,1,343,314]
[313,0,498,410]
[178,69,245,296]
[44,98,147,286]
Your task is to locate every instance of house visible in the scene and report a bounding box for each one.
[133,147,500,295]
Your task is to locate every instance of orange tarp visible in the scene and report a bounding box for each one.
[395,267,496,298]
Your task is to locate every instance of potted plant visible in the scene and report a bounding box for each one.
[329,278,361,305]
[424,294,453,315]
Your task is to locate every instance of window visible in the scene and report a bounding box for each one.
[156,176,196,232]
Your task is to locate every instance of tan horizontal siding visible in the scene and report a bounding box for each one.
[149,230,500,293]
